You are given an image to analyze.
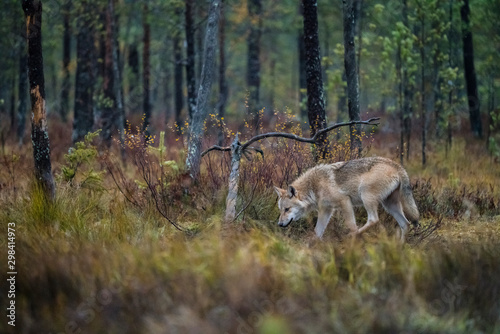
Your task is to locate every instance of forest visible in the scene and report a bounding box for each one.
[0,0,499,333]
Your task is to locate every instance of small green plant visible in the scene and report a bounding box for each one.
[60,130,105,191]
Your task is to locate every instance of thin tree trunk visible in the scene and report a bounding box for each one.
[174,33,184,134]
[185,0,197,120]
[397,40,404,164]
[446,0,454,152]
[110,0,125,153]
[420,15,427,166]
[460,0,482,138]
[17,51,28,145]
[60,0,71,122]
[298,23,307,126]
[185,0,221,179]
[22,0,56,200]
[72,0,95,143]
[142,3,151,136]
[302,0,328,160]
[343,0,362,156]
[217,0,227,146]
[402,0,412,161]
[127,43,139,112]
[100,1,116,145]
[246,0,262,133]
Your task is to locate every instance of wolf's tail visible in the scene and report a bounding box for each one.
[400,172,420,227]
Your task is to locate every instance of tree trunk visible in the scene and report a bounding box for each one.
[246,0,262,133]
[142,3,151,136]
[99,0,123,146]
[17,51,28,145]
[302,0,328,160]
[343,0,362,156]
[460,0,482,138]
[225,134,241,223]
[298,4,307,126]
[127,43,139,112]
[185,0,197,120]
[174,33,184,134]
[185,0,221,179]
[111,0,125,151]
[59,0,71,123]
[420,15,427,166]
[402,0,412,161]
[22,0,55,200]
[72,0,95,143]
[217,0,227,146]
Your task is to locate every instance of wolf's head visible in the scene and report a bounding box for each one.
[274,186,307,228]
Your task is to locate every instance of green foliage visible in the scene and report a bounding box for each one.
[60,130,105,191]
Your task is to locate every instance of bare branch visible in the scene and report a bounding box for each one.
[201,145,231,157]
[241,117,380,150]
[201,117,380,158]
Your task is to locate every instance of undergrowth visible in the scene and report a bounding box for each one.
[0,113,499,333]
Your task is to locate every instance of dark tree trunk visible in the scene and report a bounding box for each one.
[343,0,362,156]
[174,33,184,134]
[420,15,428,166]
[460,0,482,138]
[60,0,71,122]
[17,52,28,145]
[246,0,262,133]
[100,0,123,146]
[186,0,221,179]
[22,0,55,200]
[302,0,328,161]
[9,75,16,133]
[73,0,95,143]
[185,0,197,120]
[127,43,139,112]
[142,3,151,136]
[111,0,125,150]
[217,0,227,146]
[298,4,307,126]
[402,0,412,161]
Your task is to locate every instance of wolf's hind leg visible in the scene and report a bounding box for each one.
[340,198,358,236]
[358,198,380,234]
[382,189,410,243]
[315,206,335,238]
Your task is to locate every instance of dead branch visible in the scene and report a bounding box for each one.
[201,117,380,157]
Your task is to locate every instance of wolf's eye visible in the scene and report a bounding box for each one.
[284,208,290,213]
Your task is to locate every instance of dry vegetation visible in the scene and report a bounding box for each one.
[1,114,500,334]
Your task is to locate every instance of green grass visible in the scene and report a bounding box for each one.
[1,135,500,334]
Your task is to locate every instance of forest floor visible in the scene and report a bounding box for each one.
[1,120,500,334]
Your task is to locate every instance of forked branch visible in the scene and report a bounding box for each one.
[201,117,380,157]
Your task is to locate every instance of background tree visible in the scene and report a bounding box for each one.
[246,0,262,133]
[59,0,71,123]
[185,0,220,179]
[22,0,55,199]
[460,0,482,138]
[343,0,362,155]
[217,0,227,146]
[72,0,96,143]
[302,0,328,160]
[185,0,197,120]
[142,2,151,136]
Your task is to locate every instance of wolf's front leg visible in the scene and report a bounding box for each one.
[314,206,335,238]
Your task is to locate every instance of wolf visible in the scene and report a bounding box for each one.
[274,157,419,242]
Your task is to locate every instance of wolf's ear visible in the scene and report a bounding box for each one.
[287,186,297,198]
[274,186,285,197]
